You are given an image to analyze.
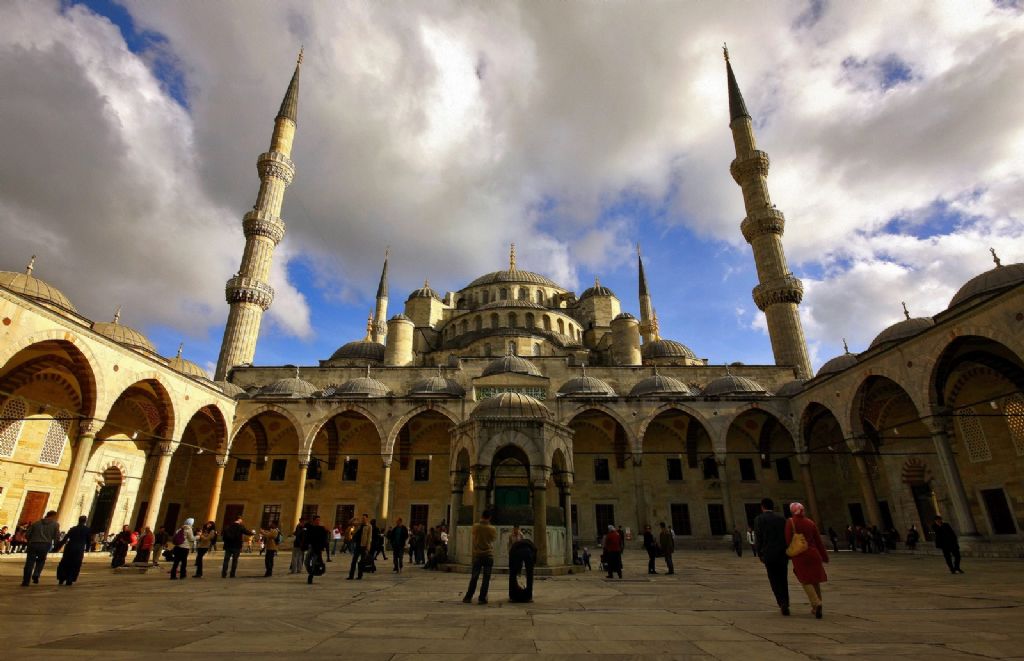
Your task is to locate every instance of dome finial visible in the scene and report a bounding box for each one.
[725,362,732,376]
[651,309,660,340]
[295,366,300,379]
[594,275,600,287]
[509,243,516,271]
[297,46,304,66]
[723,42,730,62]
[423,278,430,288]
[365,312,374,340]
[901,301,910,320]
[25,255,36,275]
[176,342,184,359]
[842,338,849,354]
[990,247,1002,267]
[113,306,121,324]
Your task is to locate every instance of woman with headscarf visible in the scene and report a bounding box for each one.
[110,525,132,568]
[784,502,829,618]
[170,518,195,580]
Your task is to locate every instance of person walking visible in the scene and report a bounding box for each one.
[56,515,90,586]
[221,515,253,578]
[785,502,829,618]
[193,522,215,577]
[641,524,658,574]
[581,546,592,570]
[906,525,920,552]
[462,509,497,605]
[658,522,675,575]
[933,516,963,574]
[289,518,307,574]
[110,525,132,568]
[747,526,758,557]
[731,528,744,557]
[304,516,329,585]
[754,498,790,616]
[347,513,372,580]
[602,525,623,579]
[827,527,839,553]
[169,518,195,580]
[260,523,281,576]
[389,517,409,573]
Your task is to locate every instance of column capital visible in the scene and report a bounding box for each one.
[297,457,310,469]
[156,441,175,457]
[77,419,98,436]
[215,454,230,468]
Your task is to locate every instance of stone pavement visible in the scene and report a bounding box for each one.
[1,549,1022,660]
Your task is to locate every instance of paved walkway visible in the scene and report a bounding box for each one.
[1,549,1022,659]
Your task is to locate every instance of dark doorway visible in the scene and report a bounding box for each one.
[981,488,1017,535]
[595,504,615,534]
[410,504,429,531]
[744,503,762,528]
[707,504,727,535]
[911,484,937,540]
[18,490,49,526]
[848,503,865,526]
[878,500,895,530]
[162,503,181,532]
[222,504,244,529]
[90,484,119,535]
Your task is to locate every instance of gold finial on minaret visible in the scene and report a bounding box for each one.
[636,242,641,258]
[113,306,122,324]
[723,42,730,62]
[176,343,184,359]
[990,247,1002,267]
[509,243,516,271]
[365,312,374,340]
[901,301,910,320]
[25,255,36,275]
[651,309,661,341]
[842,338,850,354]
[297,46,304,65]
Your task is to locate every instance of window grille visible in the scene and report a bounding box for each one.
[0,397,27,457]
[38,412,71,465]
[1005,395,1024,457]
[957,407,992,463]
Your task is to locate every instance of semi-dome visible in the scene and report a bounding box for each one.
[258,373,317,398]
[468,270,558,289]
[330,376,392,398]
[629,374,693,397]
[0,258,77,313]
[774,379,806,398]
[167,346,207,379]
[409,376,465,397]
[948,256,1024,309]
[215,381,246,397]
[641,339,696,360]
[558,375,617,397]
[704,374,768,397]
[92,309,157,354]
[471,392,550,420]
[407,280,442,301]
[613,312,636,321]
[329,340,385,363]
[816,351,858,378]
[481,354,542,377]
[869,316,934,350]
[579,278,615,300]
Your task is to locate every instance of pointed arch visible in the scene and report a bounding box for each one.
[384,403,459,456]
[230,403,306,449]
[305,403,385,454]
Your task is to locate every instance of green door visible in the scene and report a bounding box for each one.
[495,487,530,507]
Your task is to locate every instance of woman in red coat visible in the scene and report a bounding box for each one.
[784,502,829,618]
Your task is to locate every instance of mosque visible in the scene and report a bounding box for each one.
[1,49,1021,566]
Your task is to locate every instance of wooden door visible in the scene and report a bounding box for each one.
[18,491,49,525]
[162,503,181,532]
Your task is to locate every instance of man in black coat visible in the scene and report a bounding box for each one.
[304,516,329,585]
[389,517,409,573]
[933,515,963,574]
[221,516,253,578]
[641,525,658,574]
[57,516,92,586]
[753,497,790,616]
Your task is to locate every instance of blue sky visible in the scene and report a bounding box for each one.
[3,1,1022,378]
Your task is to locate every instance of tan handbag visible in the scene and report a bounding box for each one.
[786,519,808,558]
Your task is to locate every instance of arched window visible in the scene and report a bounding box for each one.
[508,341,516,355]
[482,290,490,304]
[474,316,483,331]
[509,312,518,328]
[38,411,71,466]
[543,315,552,331]
[519,288,528,300]
[1006,395,1024,456]
[0,396,27,457]
[525,313,535,329]
[536,290,545,305]
[957,407,992,463]
[490,313,499,329]
[533,343,542,356]
[557,319,565,335]
[460,320,468,334]
[500,288,508,301]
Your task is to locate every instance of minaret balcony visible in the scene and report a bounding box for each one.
[225,275,275,310]
[257,151,295,184]
[740,208,786,242]
[752,275,803,311]
[730,150,770,184]
[242,210,287,244]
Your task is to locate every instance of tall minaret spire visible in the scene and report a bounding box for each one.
[371,248,389,344]
[725,46,812,378]
[215,50,302,381]
[637,243,656,344]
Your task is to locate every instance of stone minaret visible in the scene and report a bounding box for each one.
[215,50,302,380]
[371,250,389,344]
[725,47,812,379]
[637,245,657,344]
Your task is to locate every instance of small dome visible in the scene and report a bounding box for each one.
[258,374,317,398]
[704,374,768,397]
[579,278,615,300]
[215,381,245,397]
[329,340,385,363]
[558,376,617,397]
[409,376,465,397]
[816,352,858,378]
[389,313,412,322]
[629,374,693,397]
[481,354,542,377]
[407,280,442,301]
[92,309,157,354]
[774,379,806,398]
[613,312,636,321]
[0,259,77,313]
[949,261,1024,309]
[869,317,934,350]
[330,376,392,398]
[468,270,558,288]
[642,339,696,360]
[472,392,550,420]
[168,355,207,379]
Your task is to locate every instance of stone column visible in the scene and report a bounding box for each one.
[57,421,96,528]
[532,478,548,566]
[930,426,979,536]
[472,466,490,519]
[632,460,648,532]
[853,452,884,527]
[292,459,309,530]
[562,485,574,566]
[380,462,392,521]
[799,460,821,525]
[143,442,176,530]
[718,456,735,532]
[448,476,465,563]
[205,455,229,524]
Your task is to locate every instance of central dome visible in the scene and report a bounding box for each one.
[642,339,696,360]
[468,269,558,289]
[481,354,542,377]
[329,340,385,363]
[472,392,550,420]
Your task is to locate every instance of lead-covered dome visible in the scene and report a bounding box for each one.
[642,339,696,360]
[949,258,1024,309]
[816,351,858,378]
[869,316,934,350]
[472,392,550,420]
[774,379,806,398]
[329,340,385,363]
[215,381,246,397]
[481,354,542,377]
[704,374,768,397]
[558,375,617,397]
[407,280,442,301]
[329,376,392,398]
[0,258,77,313]
[579,278,615,300]
[409,376,465,397]
[257,373,317,398]
[92,309,157,354]
[167,346,207,379]
[629,374,693,397]
[468,269,557,289]
[477,299,546,311]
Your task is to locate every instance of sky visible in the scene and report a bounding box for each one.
[1,0,1022,378]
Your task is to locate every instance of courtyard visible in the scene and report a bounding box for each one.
[1,549,1022,660]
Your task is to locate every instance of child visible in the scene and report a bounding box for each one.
[581,546,592,571]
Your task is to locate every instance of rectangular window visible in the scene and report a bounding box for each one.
[707,503,727,536]
[775,457,794,481]
[571,504,579,537]
[233,458,251,482]
[334,504,355,528]
[744,503,762,528]
[848,503,865,526]
[261,504,281,529]
[595,504,615,534]
[342,458,358,481]
[981,488,1018,535]
[666,457,684,481]
[269,459,287,481]
[670,503,692,536]
[410,504,429,530]
[594,458,611,482]
[739,458,757,481]
[414,459,430,482]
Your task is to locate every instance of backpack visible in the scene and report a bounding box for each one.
[275,531,283,545]
[172,527,186,546]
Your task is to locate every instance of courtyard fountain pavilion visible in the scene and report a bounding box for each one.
[1,50,1022,570]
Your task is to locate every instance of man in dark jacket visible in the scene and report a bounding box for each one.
[304,516,329,584]
[933,515,963,574]
[658,522,675,575]
[389,517,410,573]
[220,516,253,578]
[347,513,371,580]
[753,498,790,615]
[641,525,658,574]
[56,516,92,586]
[22,510,60,586]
